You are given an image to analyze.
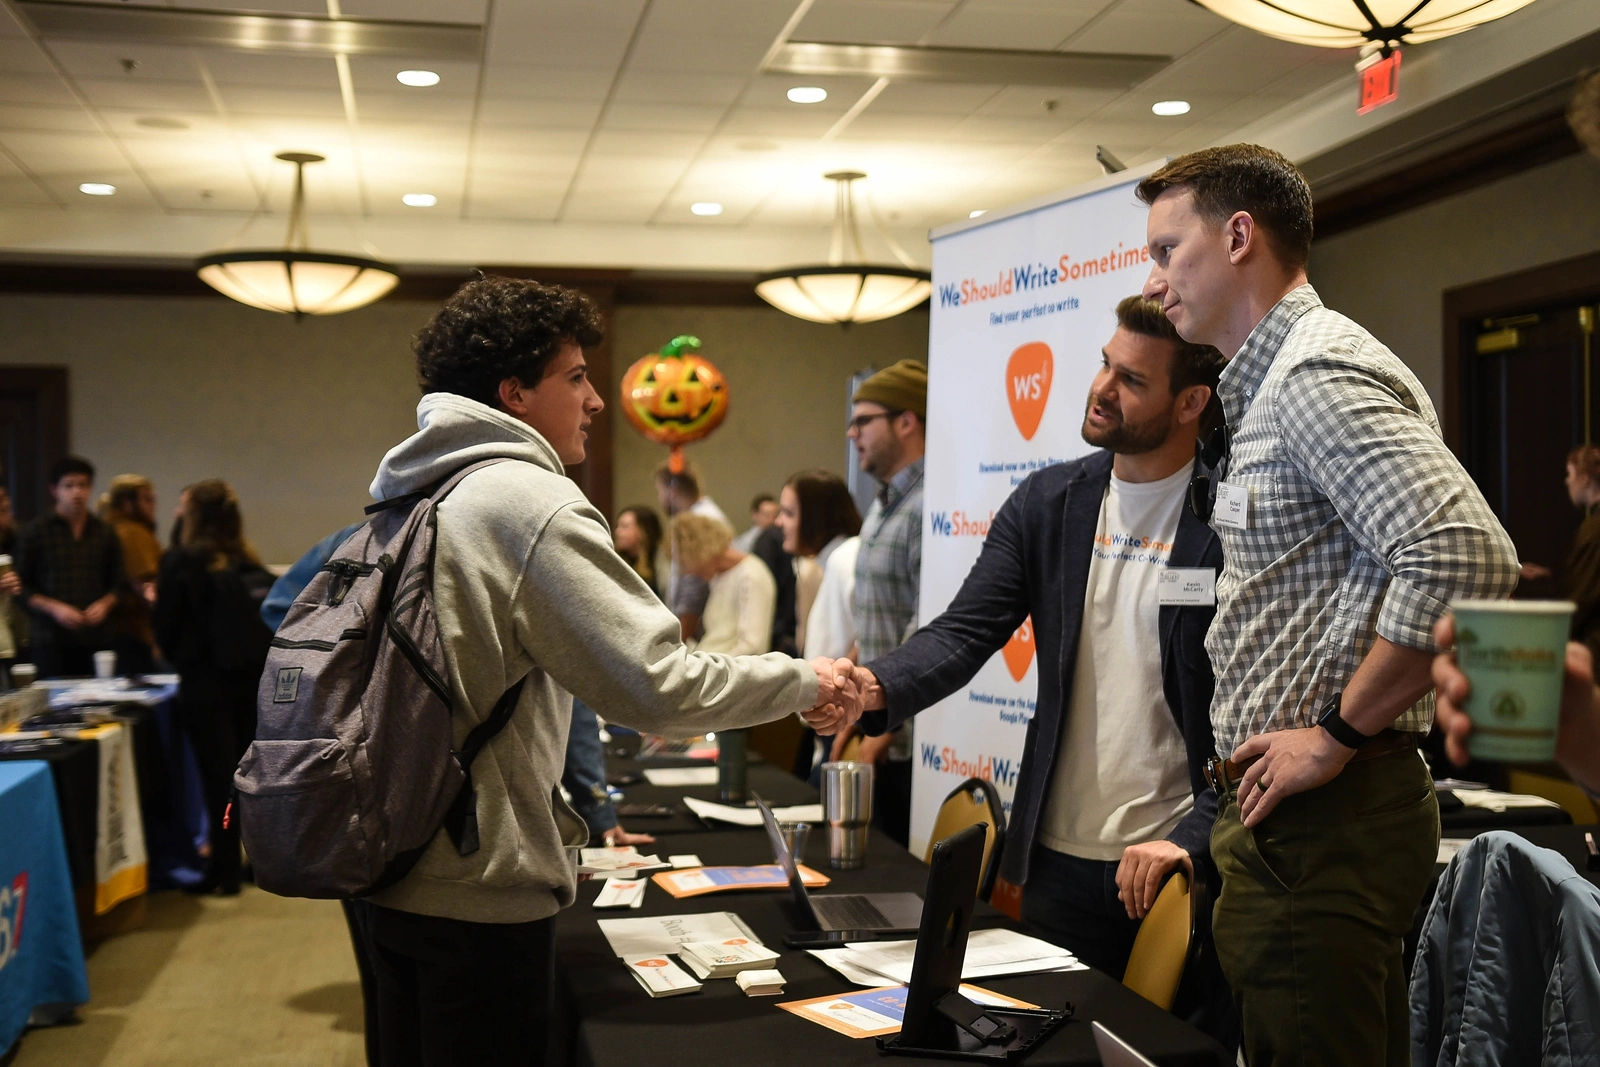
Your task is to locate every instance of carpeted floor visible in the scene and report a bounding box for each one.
[14,887,367,1067]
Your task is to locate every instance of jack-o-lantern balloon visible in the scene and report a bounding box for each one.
[620,335,729,471]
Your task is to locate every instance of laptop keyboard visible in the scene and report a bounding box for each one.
[813,894,892,930]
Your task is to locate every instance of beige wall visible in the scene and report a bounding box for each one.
[0,291,931,562]
[0,293,432,563]
[1311,151,1600,405]
[609,304,930,534]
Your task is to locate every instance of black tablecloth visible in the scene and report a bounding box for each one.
[553,826,1227,1067]
[606,758,819,834]
[0,736,98,888]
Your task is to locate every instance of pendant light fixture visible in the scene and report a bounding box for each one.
[1188,0,1540,50]
[196,152,399,316]
[755,171,930,325]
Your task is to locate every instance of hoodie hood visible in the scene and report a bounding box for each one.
[371,392,564,501]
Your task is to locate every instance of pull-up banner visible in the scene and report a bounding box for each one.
[909,165,1162,858]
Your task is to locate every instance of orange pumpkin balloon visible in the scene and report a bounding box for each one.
[620,335,730,449]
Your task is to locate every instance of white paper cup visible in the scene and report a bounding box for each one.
[93,650,116,679]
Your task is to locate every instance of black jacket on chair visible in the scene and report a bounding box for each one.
[859,449,1223,888]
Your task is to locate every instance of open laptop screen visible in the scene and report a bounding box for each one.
[755,795,819,925]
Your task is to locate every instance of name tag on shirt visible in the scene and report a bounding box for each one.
[1158,568,1216,606]
[1212,482,1250,530]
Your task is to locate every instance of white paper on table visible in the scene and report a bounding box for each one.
[808,948,901,987]
[1436,838,1472,865]
[682,795,824,826]
[842,929,1077,984]
[576,851,669,876]
[809,946,1083,988]
[1452,789,1562,813]
[597,911,761,958]
[642,767,720,786]
[593,878,648,908]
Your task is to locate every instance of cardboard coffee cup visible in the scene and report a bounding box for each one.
[1451,599,1574,762]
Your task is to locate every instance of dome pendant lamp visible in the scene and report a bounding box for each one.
[1188,0,1542,50]
[196,152,399,317]
[755,171,930,325]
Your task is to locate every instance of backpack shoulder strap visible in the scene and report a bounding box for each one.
[442,675,529,856]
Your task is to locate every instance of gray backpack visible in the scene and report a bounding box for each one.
[233,460,525,899]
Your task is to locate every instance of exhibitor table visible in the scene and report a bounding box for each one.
[0,761,89,1056]
[552,823,1227,1067]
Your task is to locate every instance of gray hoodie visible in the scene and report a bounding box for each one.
[365,393,817,923]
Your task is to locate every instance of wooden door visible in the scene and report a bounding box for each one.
[0,367,69,523]
[1460,306,1598,591]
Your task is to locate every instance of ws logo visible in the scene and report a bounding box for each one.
[1006,343,1052,440]
[0,872,27,975]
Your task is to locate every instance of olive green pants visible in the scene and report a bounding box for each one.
[1211,748,1439,1067]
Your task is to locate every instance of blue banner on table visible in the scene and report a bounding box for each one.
[0,761,90,1052]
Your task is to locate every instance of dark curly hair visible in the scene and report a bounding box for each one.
[414,276,605,408]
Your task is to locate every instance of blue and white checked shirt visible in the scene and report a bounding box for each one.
[1206,285,1519,754]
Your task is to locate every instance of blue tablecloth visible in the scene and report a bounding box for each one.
[0,761,89,1053]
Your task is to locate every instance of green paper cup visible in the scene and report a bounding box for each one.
[1451,599,1574,762]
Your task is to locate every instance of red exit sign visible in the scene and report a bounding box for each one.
[1359,50,1401,115]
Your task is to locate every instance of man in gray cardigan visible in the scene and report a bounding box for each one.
[349,277,856,1067]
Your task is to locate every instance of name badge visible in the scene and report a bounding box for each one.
[1212,481,1249,530]
[1159,568,1216,606]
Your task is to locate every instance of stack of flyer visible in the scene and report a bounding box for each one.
[624,956,703,998]
[677,937,781,979]
[578,846,670,878]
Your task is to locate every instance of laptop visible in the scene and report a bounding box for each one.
[755,796,923,940]
[1092,1022,1159,1067]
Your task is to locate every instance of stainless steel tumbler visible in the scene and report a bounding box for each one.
[821,760,873,869]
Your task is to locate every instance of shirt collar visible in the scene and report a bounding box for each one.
[1218,283,1321,415]
[878,456,924,506]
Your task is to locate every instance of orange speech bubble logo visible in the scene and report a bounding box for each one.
[1006,342,1053,441]
[1002,616,1035,682]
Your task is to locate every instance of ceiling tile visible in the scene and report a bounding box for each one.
[201,51,340,89]
[346,56,480,96]
[46,41,200,82]
[339,0,488,22]
[927,1,1113,50]
[793,0,959,46]
[603,102,726,133]
[612,69,747,106]
[76,78,214,113]
[474,98,604,129]
[1064,0,1231,56]
[482,65,615,103]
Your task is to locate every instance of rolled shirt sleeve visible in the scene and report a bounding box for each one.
[1278,349,1520,651]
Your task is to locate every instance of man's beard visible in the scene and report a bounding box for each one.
[1080,395,1171,455]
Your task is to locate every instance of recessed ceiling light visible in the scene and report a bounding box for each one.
[969,210,986,218]
[690,202,723,216]
[79,183,115,195]
[787,86,827,104]
[1152,100,1191,116]
[402,193,437,207]
[396,70,440,87]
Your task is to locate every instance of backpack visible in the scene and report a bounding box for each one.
[208,559,275,674]
[233,460,525,899]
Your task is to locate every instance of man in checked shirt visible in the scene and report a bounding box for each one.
[1137,145,1518,1064]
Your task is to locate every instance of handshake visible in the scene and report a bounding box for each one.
[800,658,884,736]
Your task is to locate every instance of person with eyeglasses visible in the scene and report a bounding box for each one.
[804,299,1237,1046]
[826,359,928,847]
[1137,145,1519,1065]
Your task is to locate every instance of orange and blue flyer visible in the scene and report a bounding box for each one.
[777,984,1037,1039]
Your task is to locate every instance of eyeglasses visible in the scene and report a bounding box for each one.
[1187,423,1231,523]
[847,410,900,433]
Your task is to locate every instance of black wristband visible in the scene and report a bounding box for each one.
[1316,692,1372,749]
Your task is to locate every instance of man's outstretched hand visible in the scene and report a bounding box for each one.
[802,656,862,736]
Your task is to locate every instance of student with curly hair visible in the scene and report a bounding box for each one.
[346,276,857,1066]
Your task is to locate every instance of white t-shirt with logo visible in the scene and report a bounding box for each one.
[1038,464,1195,862]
